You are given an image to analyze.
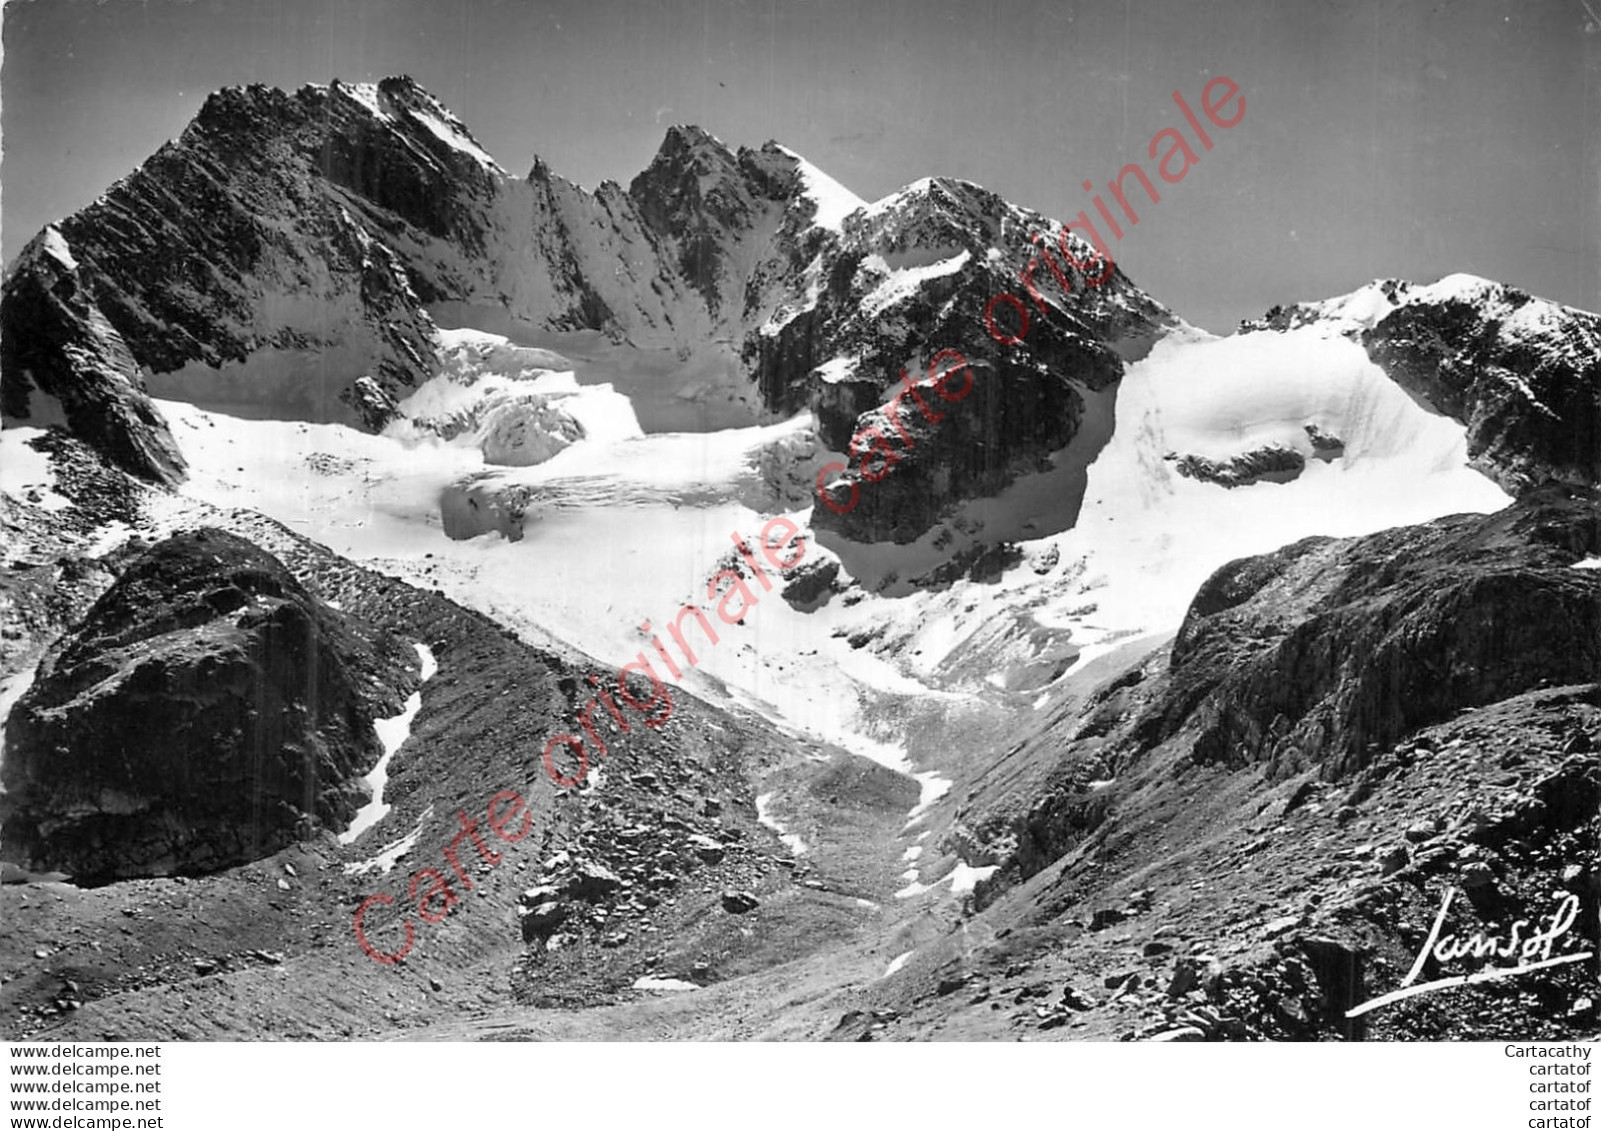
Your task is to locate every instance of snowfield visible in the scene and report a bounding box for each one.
[147,314,1510,851]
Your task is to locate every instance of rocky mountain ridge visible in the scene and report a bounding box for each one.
[2,76,1174,545]
[1243,275,1601,494]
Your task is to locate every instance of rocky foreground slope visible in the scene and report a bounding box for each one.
[896,486,1600,1040]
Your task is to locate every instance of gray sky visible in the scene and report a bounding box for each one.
[3,0,1597,332]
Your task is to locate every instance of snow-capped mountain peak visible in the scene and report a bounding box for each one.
[769,144,866,231]
[1244,273,1601,493]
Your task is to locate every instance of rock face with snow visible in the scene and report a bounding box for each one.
[0,81,825,466]
[1242,276,1601,493]
[625,125,816,335]
[0,228,188,485]
[813,352,1101,544]
[1,78,492,435]
[767,178,1174,543]
[0,528,412,882]
[2,75,1177,550]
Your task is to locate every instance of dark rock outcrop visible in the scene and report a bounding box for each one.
[768,177,1173,543]
[627,125,807,324]
[0,231,187,485]
[1304,424,1345,456]
[1137,484,1601,779]
[781,557,841,610]
[814,356,1097,544]
[1167,444,1306,488]
[0,528,412,882]
[1361,292,1601,492]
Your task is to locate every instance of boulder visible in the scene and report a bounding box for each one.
[517,884,563,909]
[564,861,624,901]
[688,834,727,865]
[519,901,569,943]
[0,529,410,882]
[1089,907,1129,931]
[780,557,841,610]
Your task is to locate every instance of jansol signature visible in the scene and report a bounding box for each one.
[1347,887,1594,1018]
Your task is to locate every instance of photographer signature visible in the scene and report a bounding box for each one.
[1346,886,1594,1019]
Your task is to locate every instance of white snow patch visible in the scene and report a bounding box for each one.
[0,661,40,782]
[1287,272,1570,344]
[897,860,998,900]
[948,861,999,896]
[755,791,808,855]
[774,145,867,230]
[859,177,937,219]
[1573,557,1601,571]
[903,771,952,829]
[632,977,699,992]
[338,643,436,845]
[406,107,505,173]
[1412,272,1501,307]
[1022,328,1512,651]
[860,250,971,318]
[1296,282,1401,330]
[1502,299,1564,339]
[40,226,77,271]
[0,428,72,511]
[343,804,434,876]
[149,307,1511,896]
[884,950,915,977]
